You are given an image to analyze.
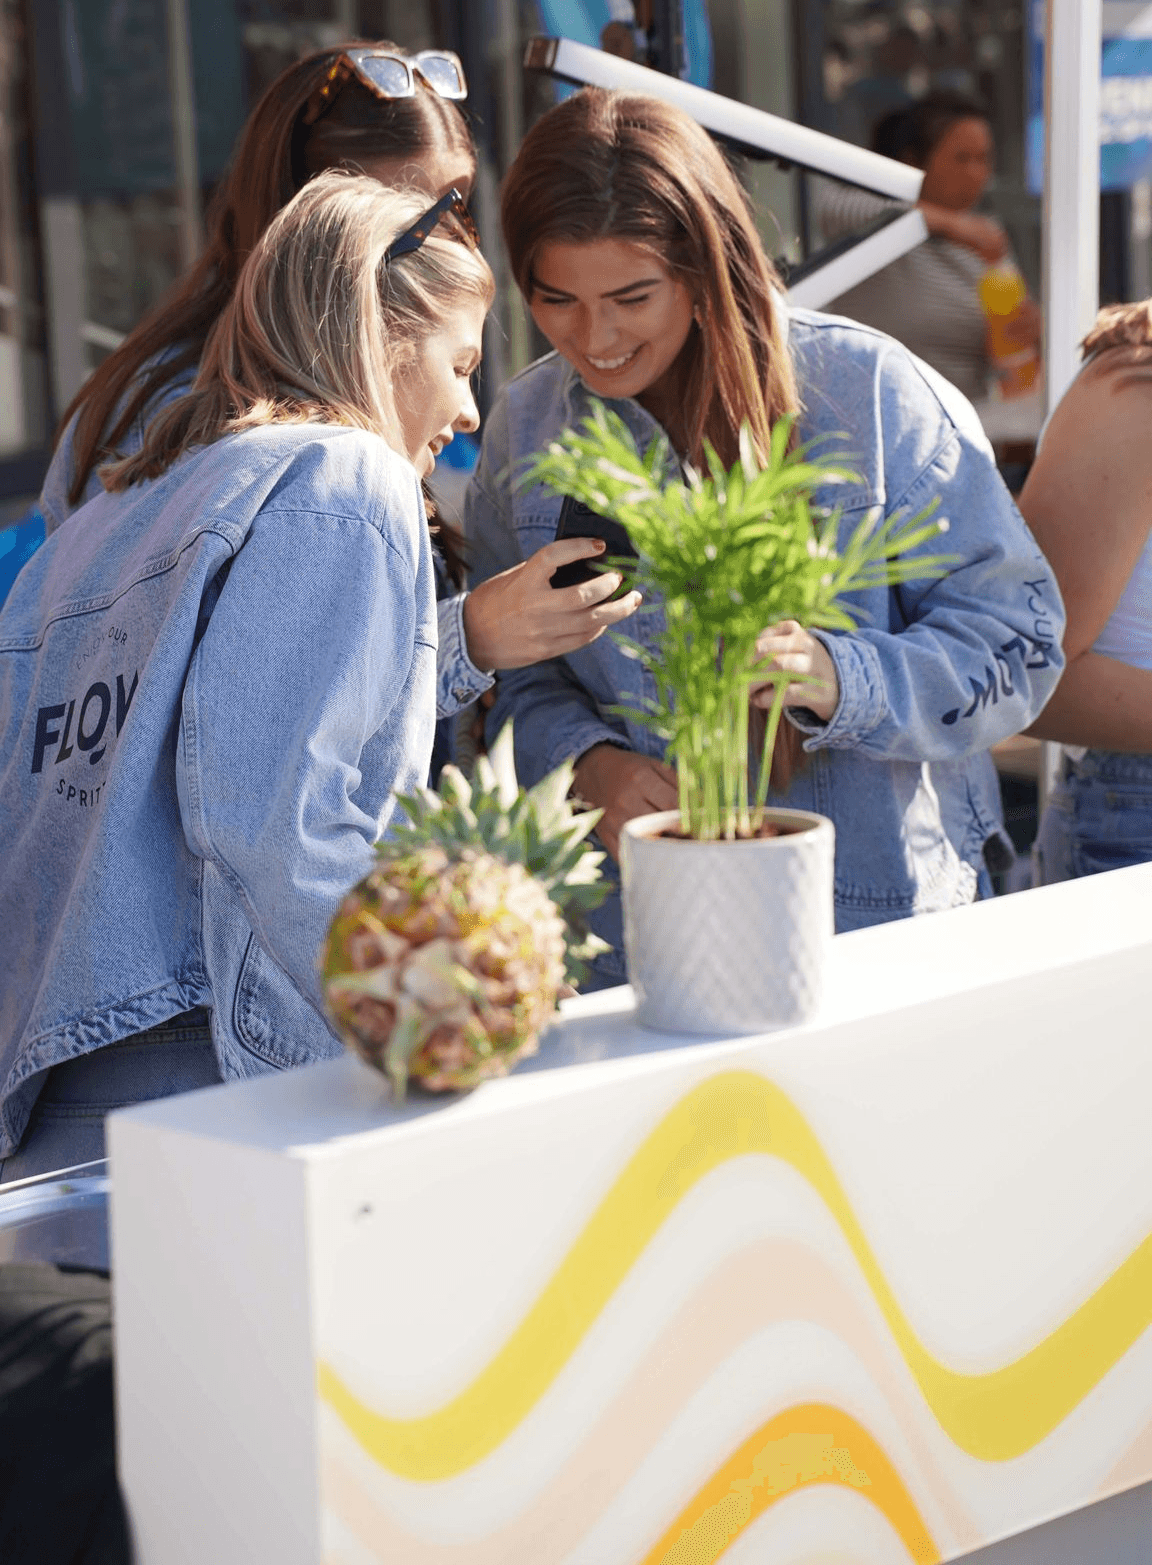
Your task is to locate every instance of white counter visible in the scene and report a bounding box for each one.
[109,864,1152,1564]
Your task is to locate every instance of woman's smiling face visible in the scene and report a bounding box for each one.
[528,238,695,403]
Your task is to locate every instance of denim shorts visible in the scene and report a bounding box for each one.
[1033,749,1152,885]
[0,1010,220,1184]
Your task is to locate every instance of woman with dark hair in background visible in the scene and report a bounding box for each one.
[816,91,1041,407]
[465,88,1063,990]
[39,45,639,773]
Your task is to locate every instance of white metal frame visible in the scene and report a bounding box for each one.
[787,208,929,308]
[524,36,928,310]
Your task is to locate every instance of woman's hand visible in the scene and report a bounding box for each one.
[463,539,642,671]
[750,621,840,722]
[571,744,678,861]
[1001,297,1042,350]
[920,204,1010,264]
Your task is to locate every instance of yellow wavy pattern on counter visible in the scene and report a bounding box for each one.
[317,1071,1152,1478]
[640,1402,938,1565]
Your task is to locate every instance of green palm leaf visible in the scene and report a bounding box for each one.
[520,405,954,841]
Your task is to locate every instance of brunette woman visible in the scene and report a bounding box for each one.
[40,45,638,755]
[0,174,490,1180]
[817,92,1041,406]
[1021,302,1152,881]
[465,88,1064,989]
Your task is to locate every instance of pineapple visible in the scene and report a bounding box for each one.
[320,725,607,1097]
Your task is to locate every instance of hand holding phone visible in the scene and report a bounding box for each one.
[462,535,642,669]
[549,497,639,589]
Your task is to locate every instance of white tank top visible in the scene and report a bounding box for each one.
[1092,527,1152,670]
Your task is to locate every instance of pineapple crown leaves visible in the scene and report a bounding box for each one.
[381,723,609,984]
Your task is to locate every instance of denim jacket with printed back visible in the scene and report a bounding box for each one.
[0,424,437,1156]
[40,366,492,725]
[464,311,1065,986]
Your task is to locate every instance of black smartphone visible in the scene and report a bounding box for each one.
[549,496,639,589]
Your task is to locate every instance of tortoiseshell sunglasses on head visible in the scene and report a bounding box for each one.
[384,187,481,264]
[303,47,467,126]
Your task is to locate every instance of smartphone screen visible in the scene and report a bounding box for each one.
[549,496,640,589]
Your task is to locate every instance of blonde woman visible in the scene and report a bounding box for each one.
[40,44,636,780]
[0,173,485,1179]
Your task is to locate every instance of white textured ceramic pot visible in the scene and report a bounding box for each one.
[619,808,835,1035]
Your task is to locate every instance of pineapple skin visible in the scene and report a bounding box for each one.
[321,845,567,1095]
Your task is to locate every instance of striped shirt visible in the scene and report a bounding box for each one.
[811,180,991,405]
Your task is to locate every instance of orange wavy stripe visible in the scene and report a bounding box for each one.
[318,1240,978,1563]
[639,1402,939,1565]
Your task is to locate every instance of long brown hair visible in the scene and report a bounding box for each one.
[499,88,798,469]
[63,43,474,507]
[501,88,804,789]
[103,173,493,492]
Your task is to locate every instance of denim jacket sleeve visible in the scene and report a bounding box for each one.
[463,401,629,785]
[177,497,431,1014]
[436,591,494,718]
[788,371,1066,761]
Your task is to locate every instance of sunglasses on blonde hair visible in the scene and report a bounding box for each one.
[303,47,468,126]
[385,186,480,263]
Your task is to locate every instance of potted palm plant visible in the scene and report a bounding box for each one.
[523,407,948,1034]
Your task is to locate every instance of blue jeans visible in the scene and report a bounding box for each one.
[0,1011,220,1184]
[1034,750,1152,885]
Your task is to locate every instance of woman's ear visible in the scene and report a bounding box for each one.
[391,343,420,378]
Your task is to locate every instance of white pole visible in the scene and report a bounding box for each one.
[1039,0,1102,809]
[1043,0,1101,411]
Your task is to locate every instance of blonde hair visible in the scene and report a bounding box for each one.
[62,42,476,507]
[1082,298,1152,359]
[104,171,493,490]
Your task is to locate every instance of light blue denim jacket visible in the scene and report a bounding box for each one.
[0,424,437,1156]
[464,311,1065,983]
[40,370,493,723]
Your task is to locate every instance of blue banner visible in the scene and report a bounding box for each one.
[535,1,712,87]
[1028,0,1152,192]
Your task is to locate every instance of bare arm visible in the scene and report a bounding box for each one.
[1018,349,1152,749]
[919,204,1009,264]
